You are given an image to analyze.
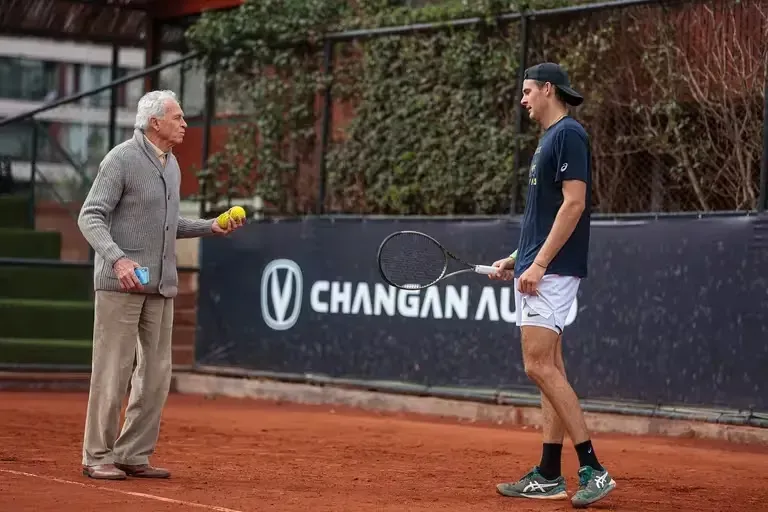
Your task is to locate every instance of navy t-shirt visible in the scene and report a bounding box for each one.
[514,116,592,278]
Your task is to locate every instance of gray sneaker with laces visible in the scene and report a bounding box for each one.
[570,465,617,508]
[496,466,568,500]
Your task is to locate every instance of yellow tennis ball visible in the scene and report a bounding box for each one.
[217,211,231,229]
[229,205,246,222]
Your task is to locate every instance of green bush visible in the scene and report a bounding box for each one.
[186,0,533,215]
[326,28,521,214]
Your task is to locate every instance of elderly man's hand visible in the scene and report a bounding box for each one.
[211,215,245,235]
[113,258,143,291]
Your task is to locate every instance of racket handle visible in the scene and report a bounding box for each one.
[474,265,497,275]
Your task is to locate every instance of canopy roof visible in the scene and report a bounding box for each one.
[0,0,187,49]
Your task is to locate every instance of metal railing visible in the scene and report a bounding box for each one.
[0,257,198,272]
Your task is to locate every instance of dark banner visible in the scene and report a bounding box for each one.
[195,215,768,411]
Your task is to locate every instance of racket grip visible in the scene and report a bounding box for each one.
[474,265,497,275]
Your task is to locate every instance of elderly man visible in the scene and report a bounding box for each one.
[77,90,242,480]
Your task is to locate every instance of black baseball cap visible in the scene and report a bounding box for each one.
[523,62,584,106]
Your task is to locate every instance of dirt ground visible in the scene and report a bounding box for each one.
[1,390,767,512]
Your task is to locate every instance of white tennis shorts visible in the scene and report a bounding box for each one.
[514,274,580,334]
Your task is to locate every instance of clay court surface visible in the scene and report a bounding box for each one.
[1,391,767,512]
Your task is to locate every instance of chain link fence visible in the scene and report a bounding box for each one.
[320,0,768,215]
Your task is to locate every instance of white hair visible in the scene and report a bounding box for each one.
[134,90,179,131]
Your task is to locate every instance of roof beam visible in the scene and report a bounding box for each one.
[56,0,153,11]
[0,25,148,48]
[151,0,243,21]
[0,0,189,50]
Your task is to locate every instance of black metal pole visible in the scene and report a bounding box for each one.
[510,14,529,216]
[316,39,335,214]
[145,18,163,93]
[759,79,768,212]
[29,123,37,228]
[108,44,120,150]
[179,59,187,111]
[199,64,215,219]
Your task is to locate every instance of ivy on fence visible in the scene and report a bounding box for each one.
[185,0,767,216]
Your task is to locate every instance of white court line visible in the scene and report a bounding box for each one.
[0,469,245,512]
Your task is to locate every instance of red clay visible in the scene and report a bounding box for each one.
[1,390,767,512]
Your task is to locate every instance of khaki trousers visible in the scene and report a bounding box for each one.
[82,290,174,466]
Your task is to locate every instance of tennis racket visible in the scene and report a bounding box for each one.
[376,230,517,290]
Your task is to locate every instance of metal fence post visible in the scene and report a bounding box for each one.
[510,14,529,216]
[29,123,37,229]
[759,78,768,212]
[317,39,335,215]
[199,62,215,219]
[108,44,120,150]
[101,43,120,258]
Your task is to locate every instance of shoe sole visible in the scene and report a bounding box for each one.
[114,465,171,478]
[571,479,617,508]
[82,470,126,480]
[496,485,568,500]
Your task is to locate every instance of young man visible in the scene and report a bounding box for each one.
[489,63,616,508]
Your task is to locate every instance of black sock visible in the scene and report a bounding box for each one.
[574,440,603,471]
[538,443,562,480]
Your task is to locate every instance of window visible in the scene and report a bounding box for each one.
[80,64,113,108]
[77,64,144,109]
[0,57,58,102]
[0,56,144,109]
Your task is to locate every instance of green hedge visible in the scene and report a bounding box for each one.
[0,194,33,230]
[0,228,61,259]
[0,338,92,365]
[185,0,527,215]
[0,299,93,340]
[0,265,93,301]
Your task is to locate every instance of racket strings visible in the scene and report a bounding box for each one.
[378,233,447,288]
